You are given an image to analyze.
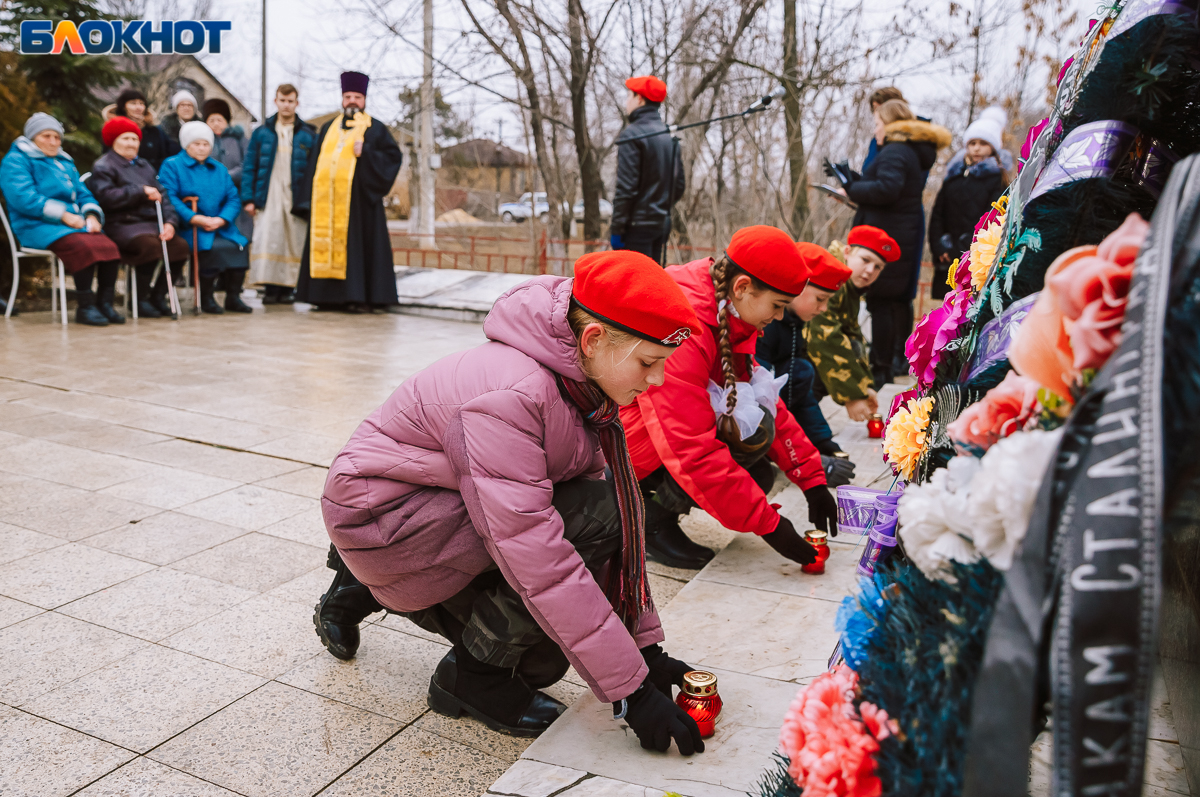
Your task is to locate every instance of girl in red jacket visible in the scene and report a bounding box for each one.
[620,226,840,568]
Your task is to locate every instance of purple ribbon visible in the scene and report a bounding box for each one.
[964,292,1040,382]
[1108,0,1193,39]
[1029,120,1139,201]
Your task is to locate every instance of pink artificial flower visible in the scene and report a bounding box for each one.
[1019,118,1050,175]
[905,288,972,387]
[1010,214,1149,401]
[947,371,1041,452]
[952,250,975,293]
[778,665,891,797]
[886,387,922,425]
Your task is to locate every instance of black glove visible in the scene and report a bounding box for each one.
[804,485,839,537]
[641,644,692,699]
[762,516,818,565]
[821,455,856,487]
[619,681,705,755]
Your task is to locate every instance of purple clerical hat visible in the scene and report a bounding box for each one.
[340,71,369,95]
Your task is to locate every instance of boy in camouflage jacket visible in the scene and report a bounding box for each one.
[805,226,901,422]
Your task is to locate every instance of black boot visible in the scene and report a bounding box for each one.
[644,497,715,569]
[427,645,566,737]
[151,263,178,316]
[74,292,109,326]
[279,287,296,305]
[224,270,252,313]
[96,286,126,324]
[313,544,383,660]
[200,276,224,314]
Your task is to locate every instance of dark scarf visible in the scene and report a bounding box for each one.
[554,373,650,630]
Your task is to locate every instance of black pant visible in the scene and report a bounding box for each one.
[620,228,665,265]
[135,259,187,301]
[401,478,622,669]
[72,261,119,295]
[866,297,913,388]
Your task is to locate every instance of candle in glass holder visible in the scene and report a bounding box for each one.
[867,413,884,438]
[676,671,722,738]
[802,529,830,574]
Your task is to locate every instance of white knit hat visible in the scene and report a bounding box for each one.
[179,120,214,151]
[172,90,199,110]
[963,106,1005,155]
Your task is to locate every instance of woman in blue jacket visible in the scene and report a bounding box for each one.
[1,113,125,326]
[158,121,251,315]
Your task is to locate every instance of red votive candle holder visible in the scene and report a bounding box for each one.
[676,671,722,738]
[801,529,830,574]
[867,413,884,438]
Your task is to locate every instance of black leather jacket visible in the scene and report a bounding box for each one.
[611,106,685,235]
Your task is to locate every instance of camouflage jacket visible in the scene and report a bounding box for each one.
[804,281,874,404]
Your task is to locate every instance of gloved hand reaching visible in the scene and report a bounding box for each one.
[618,681,705,755]
[641,644,693,699]
[804,485,840,537]
[821,455,856,487]
[762,516,818,565]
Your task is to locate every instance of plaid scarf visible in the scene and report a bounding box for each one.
[555,373,650,631]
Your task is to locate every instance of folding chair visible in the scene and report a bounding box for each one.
[1,200,67,327]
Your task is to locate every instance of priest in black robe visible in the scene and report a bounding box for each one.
[293,71,404,313]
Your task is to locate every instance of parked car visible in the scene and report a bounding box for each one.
[572,198,613,221]
[499,192,547,223]
[498,193,613,223]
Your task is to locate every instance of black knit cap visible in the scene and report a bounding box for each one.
[115,88,147,116]
[202,98,232,123]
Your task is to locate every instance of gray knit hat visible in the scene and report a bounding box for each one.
[23,112,64,141]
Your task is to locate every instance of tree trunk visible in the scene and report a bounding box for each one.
[783,0,812,240]
[568,0,603,249]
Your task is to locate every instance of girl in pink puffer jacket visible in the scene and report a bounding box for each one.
[314,251,708,754]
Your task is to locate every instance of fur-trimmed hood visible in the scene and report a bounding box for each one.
[882,119,951,171]
[883,118,953,148]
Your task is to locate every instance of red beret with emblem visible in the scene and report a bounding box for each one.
[847,225,901,263]
[798,242,853,292]
[572,251,701,347]
[625,75,667,103]
[725,225,809,296]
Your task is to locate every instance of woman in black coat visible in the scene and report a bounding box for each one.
[110,89,170,173]
[88,118,191,318]
[928,122,1008,299]
[845,99,950,387]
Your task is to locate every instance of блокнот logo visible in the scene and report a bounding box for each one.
[20,20,232,54]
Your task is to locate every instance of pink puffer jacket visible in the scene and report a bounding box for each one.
[322,275,661,703]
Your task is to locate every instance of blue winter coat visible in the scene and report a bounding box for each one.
[158,151,248,251]
[240,114,318,209]
[0,136,105,250]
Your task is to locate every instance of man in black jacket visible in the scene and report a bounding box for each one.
[610,76,684,264]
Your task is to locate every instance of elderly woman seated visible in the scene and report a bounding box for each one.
[88,117,191,319]
[158,121,251,314]
[0,113,125,326]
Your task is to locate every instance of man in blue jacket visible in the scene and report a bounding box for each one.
[241,84,316,304]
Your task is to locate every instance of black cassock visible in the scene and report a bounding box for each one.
[293,114,403,307]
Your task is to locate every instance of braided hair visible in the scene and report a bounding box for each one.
[710,257,781,448]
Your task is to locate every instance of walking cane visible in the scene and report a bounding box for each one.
[154,200,181,319]
[183,196,200,315]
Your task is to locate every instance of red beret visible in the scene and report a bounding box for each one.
[798,243,853,292]
[847,225,901,263]
[725,225,808,296]
[102,117,141,149]
[625,76,667,103]
[572,251,701,346]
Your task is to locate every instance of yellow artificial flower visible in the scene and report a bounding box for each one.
[968,220,1004,292]
[947,257,960,289]
[883,396,935,480]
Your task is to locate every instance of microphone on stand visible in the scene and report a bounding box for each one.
[747,85,787,113]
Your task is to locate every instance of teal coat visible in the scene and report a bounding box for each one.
[157,151,248,251]
[0,136,105,250]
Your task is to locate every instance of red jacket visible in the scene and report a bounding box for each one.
[620,258,827,536]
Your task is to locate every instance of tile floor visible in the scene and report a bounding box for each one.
[1,307,1190,797]
[1,308,563,797]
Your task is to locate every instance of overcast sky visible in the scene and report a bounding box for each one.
[190,0,1096,146]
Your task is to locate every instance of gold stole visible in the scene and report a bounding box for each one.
[309,112,372,280]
